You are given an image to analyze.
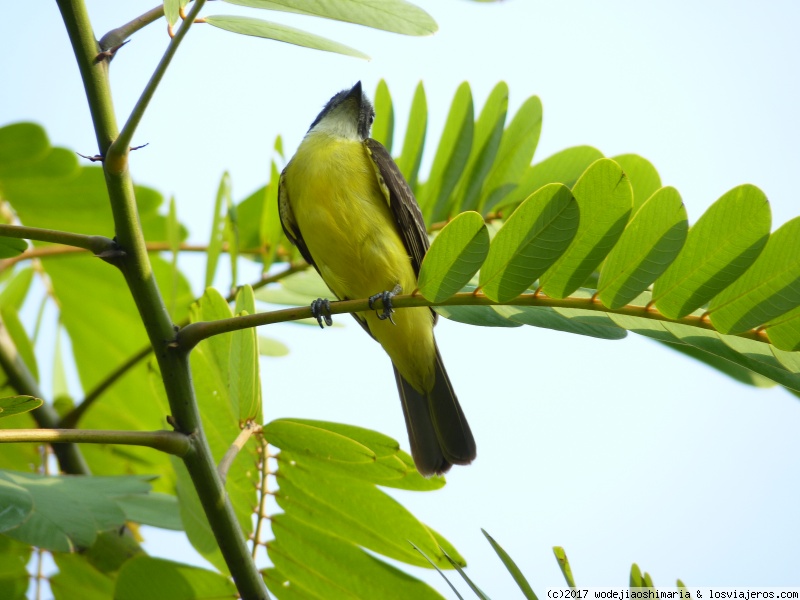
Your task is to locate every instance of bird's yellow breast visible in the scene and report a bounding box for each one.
[283,132,436,392]
[284,133,414,300]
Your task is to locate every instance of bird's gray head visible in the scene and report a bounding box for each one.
[307,81,375,141]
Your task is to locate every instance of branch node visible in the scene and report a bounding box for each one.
[94,39,130,63]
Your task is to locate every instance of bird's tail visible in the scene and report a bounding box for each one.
[393,344,476,476]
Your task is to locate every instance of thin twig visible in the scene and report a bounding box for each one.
[98,4,165,50]
[218,421,258,484]
[0,428,192,456]
[0,223,115,254]
[177,290,773,350]
[251,436,270,560]
[109,0,207,163]
[0,241,293,271]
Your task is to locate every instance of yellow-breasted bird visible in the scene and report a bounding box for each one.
[278,82,476,476]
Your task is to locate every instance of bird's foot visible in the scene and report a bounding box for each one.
[368,284,402,325]
[310,298,333,329]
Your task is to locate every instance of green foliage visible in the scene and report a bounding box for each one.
[418,211,489,303]
[115,556,237,599]
[204,0,438,60]
[0,396,42,419]
[479,183,578,303]
[0,470,160,552]
[1,4,799,590]
[204,15,370,59]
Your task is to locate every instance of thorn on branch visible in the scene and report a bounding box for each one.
[76,143,148,164]
[76,151,105,163]
[94,40,130,63]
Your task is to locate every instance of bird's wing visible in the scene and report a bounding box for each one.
[277,168,317,270]
[364,138,429,275]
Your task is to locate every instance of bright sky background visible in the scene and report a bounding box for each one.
[3,0,800,597]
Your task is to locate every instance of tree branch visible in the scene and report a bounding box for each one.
[177,290,771,351]
[0,313,90,474]
[0,224,116,254]
[0,428,191,456]
[99,4,165,50]
[109,0,208,165]
[0,241,294,271]
[218,421,258,484]
[57,0,269,595]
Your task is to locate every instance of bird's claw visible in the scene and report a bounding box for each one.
[310,298,333,329]
[369,284,402,325]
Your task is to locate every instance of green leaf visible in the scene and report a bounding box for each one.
[223,0,438,35]
[232,287,261,421]
[262,160,285,272]
[708,216,800,334]
[268,514,445,600]
[494,146,604,215]
[766,305,800,351]
[442,548,491,599]
[0,267,34,310]
[418,211,489,302]
[1,306,38,382]
[495,304,626,341]
[205,15,369,59]
[205,172,230,289]
[169,457,228,574]
[479,183,579,302]
[264,418,378,463]
[396,82,427,189]
[435,304,522,328]
[115,556,237,600]
[257,335,289,356]
[225,192,239,289]
[0,476,32,532]
[51,554,115,600]
[612,154,662,214]
[53,325,70,400]
[652,184,771,319]
[597,186,687,309]
[408,541,465,600]
[372,79,394,151]
[277,455,450,568]
[455,81,509,213]
[163,0,182,27]
[114,492,183,531]
[479,95,543,214]
[654,339,776,388]
[420,82,474,223]
[541,158,633,298]
[272,420,444,491]
[661,322,800,392]
[0,122,49,167]
[0,237,27,258]
[181,289,259,562]
[0,471,152,552]
[0,535,31,600]
[630,564,643,588]
[0,395,42,419]
[553,546,576,588]
[482,529,537,600]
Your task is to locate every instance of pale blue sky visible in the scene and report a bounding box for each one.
[3,1,800,596]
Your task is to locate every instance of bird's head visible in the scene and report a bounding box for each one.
[307,81,375,141]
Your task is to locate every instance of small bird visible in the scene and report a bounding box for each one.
[278,82,476,476]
